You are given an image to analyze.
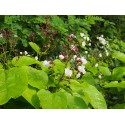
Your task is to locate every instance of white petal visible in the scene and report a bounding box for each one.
[82,41,86,47]
[59,54,64,60]
[35,56,38,60]
[76,72,81,78]
[65,68,72,77]
[95,63,98,67]
[80,33,84,37]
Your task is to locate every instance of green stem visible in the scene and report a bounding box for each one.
[57,53,72,87]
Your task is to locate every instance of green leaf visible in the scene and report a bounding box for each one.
[83,83,107,109]
[113,50,125,63]
[70,80,83,91]
[22,29,30,35]
[0,67,28,105]
[82,72,96,85]
[22,39,28,47]
[98,66,111,76]
[4,16,12,24]
[26,67,48,89]
[22,86,40,108]
[29,42,41,54]
[51,16,68,34]
[0,69,6,105]
[66,92,88,109]
[53,59,65,74]
[0,63,3,69]
[69,80,106,108]
[111,67,125,80]
[104,81,125,88]
[111,103,125,109]
[37,89,67,109]
[0,66,48,105]
[12,56,37,66]
[85,61,98,75]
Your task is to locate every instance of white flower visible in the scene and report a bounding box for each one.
[76,57,81,62]
[99,53,102,57]
[70,34,76,38]
[20,52,22,55]
[98,74,102,79]
[98,36,107,45]
[106,52,109,56]
[43,60,50,67]
[70,45,75,50]
[82,41,86,47]
[78,66,86,74]
[85,51,88,54]
[27,54,31,56]
[86,37,90,41]
[24,51,28,55]
[88,43,91,46]
[95,63,98,67]
[76,72,81,78]
[101,34,104,37]
[101,40,107,45]
[80,33,85,37]
[35,56,38,60]
[98,37,104,41]
[105,50,109,56]
[83,36,87,40]
[65,68,72,77]
[59,54,64,60]
[81,57,87,65]
[73,55,77,60]
[0,33,3,38]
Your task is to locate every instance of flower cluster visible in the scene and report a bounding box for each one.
[97,35,108,46]
[75,56,87,78]
[70,45,79,54]
[19,51,39,60]
[80,33,90,42]
[58,32,90,79]
[75,56,87,65]
[64,55,87,78]
[80,33,91,48]
[96,35,110,57]
[68,34,76,41]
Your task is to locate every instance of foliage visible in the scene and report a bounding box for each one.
[0,15,125,109]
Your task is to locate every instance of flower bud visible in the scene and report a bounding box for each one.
[20,52,22,55]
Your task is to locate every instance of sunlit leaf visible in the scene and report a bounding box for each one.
[37,89,67,109]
